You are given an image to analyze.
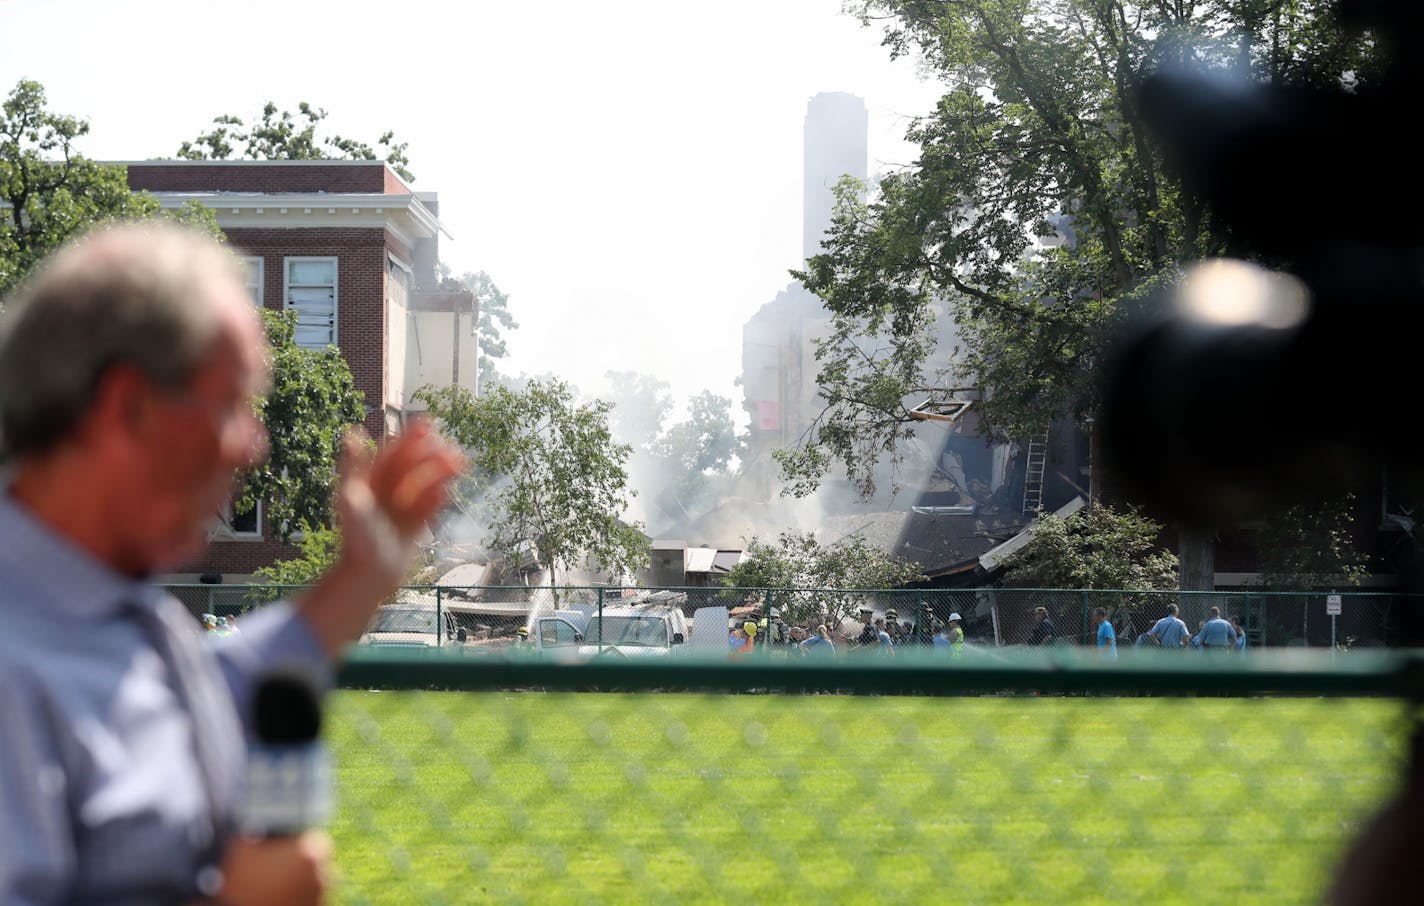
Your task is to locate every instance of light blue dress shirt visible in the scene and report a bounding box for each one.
[1147,615,1190,647]
[0,492,327,904]
[1197,617,1237,649]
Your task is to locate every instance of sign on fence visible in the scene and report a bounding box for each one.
[1326,594,1342,616]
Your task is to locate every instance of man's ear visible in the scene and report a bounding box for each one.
[83,363,156,451]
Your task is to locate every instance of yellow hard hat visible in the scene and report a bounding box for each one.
[743,621,757,637]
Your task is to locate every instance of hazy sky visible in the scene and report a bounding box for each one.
[2,0,943,422]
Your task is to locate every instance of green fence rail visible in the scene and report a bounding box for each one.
[312,649,1421,906]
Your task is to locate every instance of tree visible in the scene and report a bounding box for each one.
[178,101,415,183]
[654,390,744,515]
[1257,493,1369,591]
[723,530,925,628]
[781,2,1372,499]
[467,272,518,390]
[416,378,647,591]
[656,390,742,478]
[1000,505,1178,591]
[601,375,744,531]
[605,370,673,453]
[228,310,366,543]
[1,80,221,301]
[252,525,342,588]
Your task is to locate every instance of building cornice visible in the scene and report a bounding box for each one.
[146,192,448,241]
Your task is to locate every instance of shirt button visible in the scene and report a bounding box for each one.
[196,864,225,897]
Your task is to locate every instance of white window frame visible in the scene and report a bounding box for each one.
[238,255,264,307]
[212,499,263,541]
[283,256,339,349]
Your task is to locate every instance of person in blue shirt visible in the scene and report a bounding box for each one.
[800,624,836,656]
[0,224,463,906]
[1192,606,1237,651]
[1144,603,1191,649]
[873,617,895,654]
[1092,607,1118,660]
[1231,615,1248,652]
[932,622,949,650]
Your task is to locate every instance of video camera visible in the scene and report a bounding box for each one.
[1100,1,1424,531]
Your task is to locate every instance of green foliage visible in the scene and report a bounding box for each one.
[723,530,925,626]
[178,101,415,183]
[231,309,366,543]
[605,370,673,453]
[1,80,157,299]
[1,80,233,305]
[1001,504,1178,593]
[253,524,342,587]
[602,374,743,529]
[656,390,743,482]
[784,1,1374,496]
[416,378,647,586]
[1257,492,1369,591]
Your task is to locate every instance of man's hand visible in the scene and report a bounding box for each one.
[210,833,331,906]
[298,419,464,657]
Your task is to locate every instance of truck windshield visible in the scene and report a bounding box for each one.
[581,616,668,647]
[369,608,440,634]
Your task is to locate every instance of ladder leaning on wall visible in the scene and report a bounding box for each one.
[1022,433,1050,515]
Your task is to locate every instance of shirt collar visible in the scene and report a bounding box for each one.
[0,487,164,619]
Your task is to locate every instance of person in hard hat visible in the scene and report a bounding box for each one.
[201,613,218,633]
[945,613,965,658]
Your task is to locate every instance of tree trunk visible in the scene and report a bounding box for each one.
[1178,527,1215,591]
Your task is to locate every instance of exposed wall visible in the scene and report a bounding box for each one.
[404,292,478,407]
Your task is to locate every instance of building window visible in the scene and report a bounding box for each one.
[284,257,338,350]
[238,256,264,307]
[212,499,262,540]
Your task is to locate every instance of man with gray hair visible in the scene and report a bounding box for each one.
[0,224,463,905]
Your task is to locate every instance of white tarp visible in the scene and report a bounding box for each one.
[689,606,730,653]
[684,547,718,574]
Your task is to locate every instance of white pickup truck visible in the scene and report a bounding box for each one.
[528,602,690,660]
[358,603,464,648]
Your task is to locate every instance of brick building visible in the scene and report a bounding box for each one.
[123,160,477,580]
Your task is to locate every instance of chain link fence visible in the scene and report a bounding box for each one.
[162,584,1424,655]
[318,650,1419,905]
[160,578,1424,903]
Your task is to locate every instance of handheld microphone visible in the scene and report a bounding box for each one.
[238,668,331,836]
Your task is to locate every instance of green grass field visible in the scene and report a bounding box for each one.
[325,692,1403,905]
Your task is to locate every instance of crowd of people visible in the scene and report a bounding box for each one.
[201,612,242,638]
[722,602,1252,661]
[1135,604,1248,652]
